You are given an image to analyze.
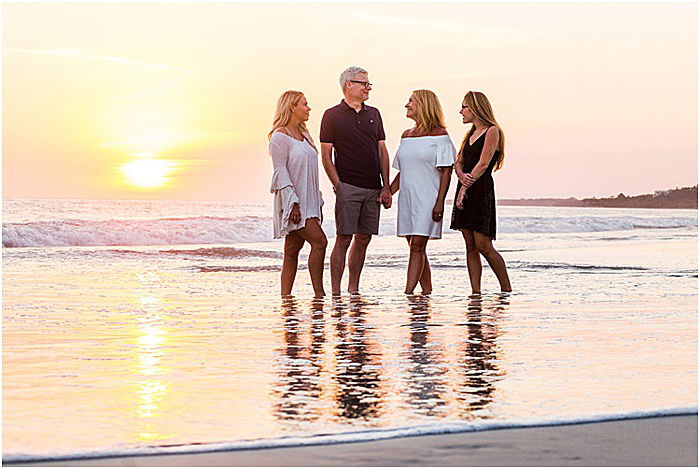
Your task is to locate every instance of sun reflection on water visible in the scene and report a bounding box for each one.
[131,275,174,443]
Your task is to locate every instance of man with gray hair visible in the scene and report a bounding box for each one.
[320,66,392,295]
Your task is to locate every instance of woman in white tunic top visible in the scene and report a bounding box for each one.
[269,91,327,297]
[389,90,456,295]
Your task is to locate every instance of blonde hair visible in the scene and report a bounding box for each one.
[411,89,446,133]
[268,90,316,150]
[457,91,506,171]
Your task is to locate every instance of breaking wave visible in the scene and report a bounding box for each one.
[3,214,696,248]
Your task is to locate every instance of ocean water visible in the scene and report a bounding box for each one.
[2,198,698,462]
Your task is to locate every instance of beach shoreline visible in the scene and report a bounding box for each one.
[8,415,697,467]
[4,202,697,462]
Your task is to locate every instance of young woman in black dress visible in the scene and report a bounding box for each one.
[451,91,512,294]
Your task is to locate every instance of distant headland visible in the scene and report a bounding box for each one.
[499,185,698,209]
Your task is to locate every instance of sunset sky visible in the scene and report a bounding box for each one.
[3,2,697,201]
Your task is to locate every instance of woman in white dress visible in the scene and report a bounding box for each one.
[389,90,456,295]
[269,91,327,297]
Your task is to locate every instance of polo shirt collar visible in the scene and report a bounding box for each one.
[340,99,366,112]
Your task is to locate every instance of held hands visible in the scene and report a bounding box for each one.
[461,173,476,187]
[455,186,468,210]
[290,203,301,224]
[377,187,392,209]
[455,173,476,210]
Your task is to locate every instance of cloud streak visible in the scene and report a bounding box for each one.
[5,48,180,70]
[384,66,538,85]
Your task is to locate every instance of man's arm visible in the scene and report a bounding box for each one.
[321,143,340,190]
[377,140,392,208]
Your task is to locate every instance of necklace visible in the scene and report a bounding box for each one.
[284,126,303,141]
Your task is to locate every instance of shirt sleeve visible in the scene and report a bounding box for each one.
[269,137,300,204]
[376,110,386,141]
[319,110,334,143]
[392,145,401,171]
[436,137,457,167]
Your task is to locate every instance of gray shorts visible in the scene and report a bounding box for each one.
[335,181,381,235]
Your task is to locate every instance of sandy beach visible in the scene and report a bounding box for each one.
[10,415,697,466]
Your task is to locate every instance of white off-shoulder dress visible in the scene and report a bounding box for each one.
[269,132,323,238]
[392,134,456,239]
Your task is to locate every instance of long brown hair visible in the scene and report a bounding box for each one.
[411,89,446,133]
[457,91,505,171]
[268,90,316,150]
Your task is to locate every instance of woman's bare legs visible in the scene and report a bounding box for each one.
[281,218,328,297]
[419,254,432,295]
[405,236,433,294]
[473,231,512,292]
[281,232,305,296]
[405,235,429,294]
[296,218,328,297]
[461,230,482,294]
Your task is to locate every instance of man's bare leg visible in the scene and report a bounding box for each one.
[330,234,353,295]
[347,233,372,293]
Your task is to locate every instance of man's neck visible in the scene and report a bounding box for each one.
[343,97,363,112]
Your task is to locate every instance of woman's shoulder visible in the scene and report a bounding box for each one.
[401,127,449,138]
[269,131,291,151]
[428,127,448,136]
[270,129,291,141]
[485,126,500,142]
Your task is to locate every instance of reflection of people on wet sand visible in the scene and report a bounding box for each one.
[456,294,508,417]
[402,295,448,417]
[273,297,326,422]
[332,296,384,420]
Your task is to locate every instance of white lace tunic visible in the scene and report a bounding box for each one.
[269,132,323,238]
[392,134,456,239]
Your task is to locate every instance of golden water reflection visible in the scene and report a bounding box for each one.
[272,294,509,426]
[456,294,507,418]
[332,296,385,421]
[131,274,174,443]
[273,297,325,422]
[402,295,449,417]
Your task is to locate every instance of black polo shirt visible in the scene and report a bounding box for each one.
[320,100,386,190]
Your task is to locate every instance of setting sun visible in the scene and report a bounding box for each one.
[120,159,179,189]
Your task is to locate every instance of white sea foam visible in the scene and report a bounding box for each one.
[2,217,270,248]
[3,215,697,248]
[498,215,697,234]
[4,407,696,463]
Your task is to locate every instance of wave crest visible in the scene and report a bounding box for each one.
[3,214,696,248]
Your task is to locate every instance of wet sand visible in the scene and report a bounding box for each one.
[11,415,697,467]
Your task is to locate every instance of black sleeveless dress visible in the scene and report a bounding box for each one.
[450,128,500,239]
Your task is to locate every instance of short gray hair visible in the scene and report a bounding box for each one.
[340,66,368,91]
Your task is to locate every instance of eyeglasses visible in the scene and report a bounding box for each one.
[349,80,372,89]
